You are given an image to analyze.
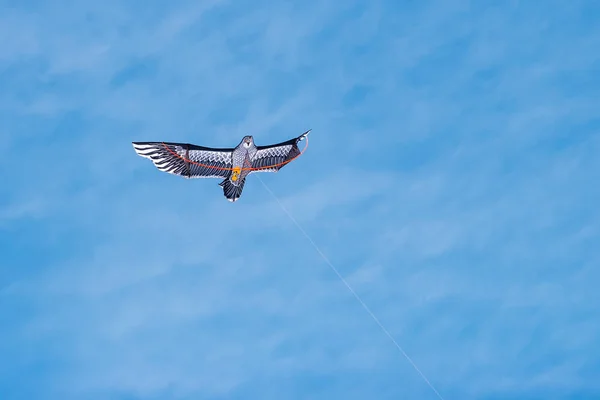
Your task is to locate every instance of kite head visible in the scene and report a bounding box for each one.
[242,135,254,149]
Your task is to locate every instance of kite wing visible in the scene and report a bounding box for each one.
[250,130,310,173]
[132,142,234,179]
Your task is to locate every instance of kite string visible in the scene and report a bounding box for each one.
[256,175,446,400]
[160,131,310,172]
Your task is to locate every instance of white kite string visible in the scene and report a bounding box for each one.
[256,175,445,400]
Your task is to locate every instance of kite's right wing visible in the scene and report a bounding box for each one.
[249,130,310,173]
[132,142,234,179]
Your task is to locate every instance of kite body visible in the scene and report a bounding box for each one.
[132,130,310,202]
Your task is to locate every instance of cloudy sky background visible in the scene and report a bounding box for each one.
[1,0,599,399]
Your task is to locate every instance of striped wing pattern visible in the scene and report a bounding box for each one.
[132,142,233,179]
[250,130,309,173]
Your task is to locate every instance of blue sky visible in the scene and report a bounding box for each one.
[1,0,599,399]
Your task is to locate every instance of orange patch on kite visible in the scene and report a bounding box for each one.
[231,166,241,181]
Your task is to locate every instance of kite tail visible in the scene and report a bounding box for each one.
[219,178,245,202]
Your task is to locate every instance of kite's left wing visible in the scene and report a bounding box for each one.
[250,130,310,173]
[132,141,234,179]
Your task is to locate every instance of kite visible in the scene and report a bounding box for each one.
[132,130,310,202]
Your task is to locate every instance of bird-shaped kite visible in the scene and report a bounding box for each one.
[132,130,310,202]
